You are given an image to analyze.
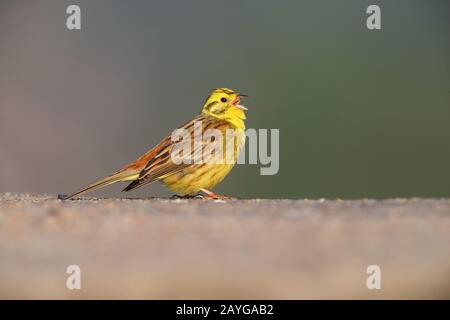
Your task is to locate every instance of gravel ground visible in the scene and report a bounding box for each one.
[0,193,449,299]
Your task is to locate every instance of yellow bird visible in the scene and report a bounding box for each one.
[61,88,248,200]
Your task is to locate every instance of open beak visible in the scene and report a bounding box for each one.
[234,93,249,110]
[235,104,248,111]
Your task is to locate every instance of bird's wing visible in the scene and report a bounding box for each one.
[122,113,222,192]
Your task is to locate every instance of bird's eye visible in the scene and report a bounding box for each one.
[220,97,227,102]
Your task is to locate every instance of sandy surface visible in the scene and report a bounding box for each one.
[0,193,449,299]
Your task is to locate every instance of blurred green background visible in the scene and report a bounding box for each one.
[0,0,449,199]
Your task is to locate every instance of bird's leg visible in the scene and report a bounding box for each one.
[170,194,203,200]
[200,188,233,200]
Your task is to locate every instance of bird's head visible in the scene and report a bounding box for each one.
[201,88,248,127]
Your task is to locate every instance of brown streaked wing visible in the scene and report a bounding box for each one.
[123,113,225,192]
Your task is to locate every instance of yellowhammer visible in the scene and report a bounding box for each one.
[61,88,248,200]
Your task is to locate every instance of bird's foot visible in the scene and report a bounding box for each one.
[170,190,234,200]
[170,194,204,200]
[200,188,234,200]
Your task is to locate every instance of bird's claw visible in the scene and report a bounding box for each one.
[170,193,234,200]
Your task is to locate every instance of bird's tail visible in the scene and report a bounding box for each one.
[60,170,139,200]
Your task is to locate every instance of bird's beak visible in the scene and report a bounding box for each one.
[235,93,248,110]
[235,104,248,111]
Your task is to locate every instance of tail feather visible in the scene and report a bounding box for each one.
[122,180,138,192]
[61,171,138,200]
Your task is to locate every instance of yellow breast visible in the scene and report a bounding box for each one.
[162,121,245,195]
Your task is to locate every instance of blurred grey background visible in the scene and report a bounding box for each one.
[0,0,449,199]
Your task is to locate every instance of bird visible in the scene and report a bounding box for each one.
[60,88,248,200]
